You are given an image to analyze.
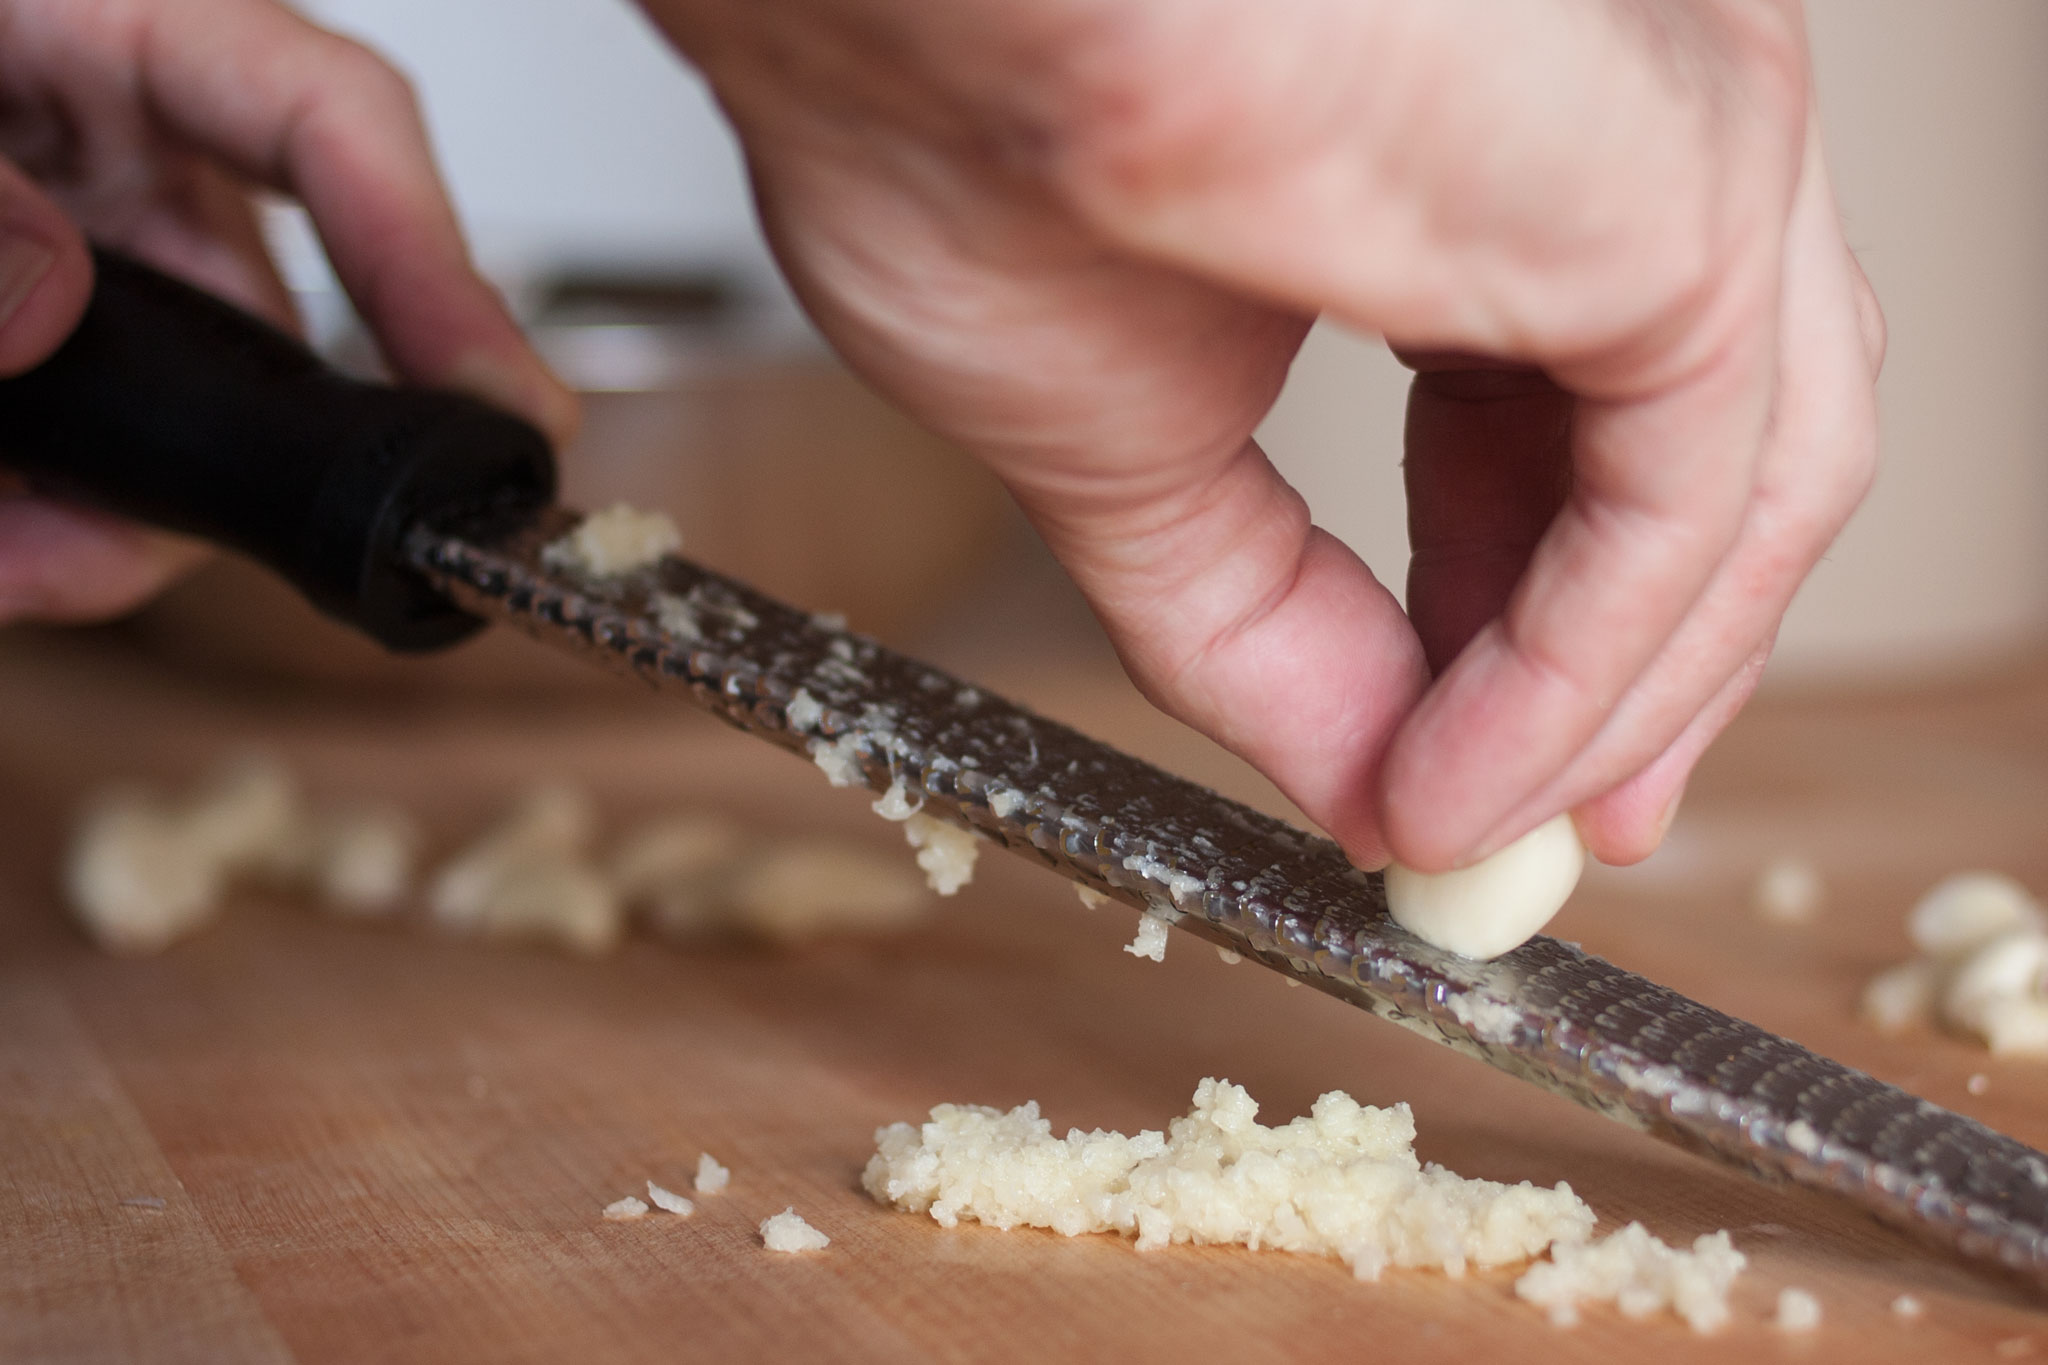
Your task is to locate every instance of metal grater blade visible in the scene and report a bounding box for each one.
[406,507,2048,1290]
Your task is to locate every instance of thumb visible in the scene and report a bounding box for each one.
[0,157,90,377]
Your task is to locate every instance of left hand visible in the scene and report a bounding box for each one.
[0,0,576,624]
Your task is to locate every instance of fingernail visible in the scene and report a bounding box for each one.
[0,232,55,329]
[1655,784,1688,842]
[1458,798,1578,870]
[1456,824,1516,870]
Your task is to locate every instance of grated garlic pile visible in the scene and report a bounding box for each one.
[540,503,681,578]
[66,755,418,954]
[609,808,931,944]
[608,813,750,935]
[1515,1222,1747,1332]
[69,759,939,959]
[1773,1286,1823,1333]
[1751,856,1826,925]
[866,1080,1747,1330]
[305,805,419,915]
[1860,872,2048,1054]
[67,789,231,955]
[429,786,936,953]
[865,1078,1599,1284]
[428,785,622,956]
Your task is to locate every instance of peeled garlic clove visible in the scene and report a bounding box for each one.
[475,858,622,956]
[726,841,931,942]
[1982,995,2048,1057]
[1940,928,2048,1032]
[609,813,745,902]
[180,753,308,877]
[1907,872,2042,957]
[1385,813,1584,960]
[65,792,225,955]
[1860,960,1937,1035]
[312,805,418,915]
[1751,856,1825,924]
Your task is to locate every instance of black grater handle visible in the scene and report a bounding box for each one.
[0,248,556,651]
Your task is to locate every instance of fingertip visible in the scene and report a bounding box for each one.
[1374,622,1529,872]
[533,370,583,451]
[1380,802,1526,877]
[446,347,583,451]
[353,262,582,449]
[1028,443,1424,879]
[1342,839,1395,876]
[1572,778,1683,867]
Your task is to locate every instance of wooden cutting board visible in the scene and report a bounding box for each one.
[4,622,2047,1363]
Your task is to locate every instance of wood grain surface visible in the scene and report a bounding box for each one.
[5,616,2048,1363]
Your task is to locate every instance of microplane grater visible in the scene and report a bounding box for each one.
[409,507,2048,1291]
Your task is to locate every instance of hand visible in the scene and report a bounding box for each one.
[643,0,1884,871]
[0,0,575,625]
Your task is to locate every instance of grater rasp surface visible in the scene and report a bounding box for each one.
[407,508,2048,1289]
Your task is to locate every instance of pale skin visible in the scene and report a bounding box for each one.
[0,0,1883,876]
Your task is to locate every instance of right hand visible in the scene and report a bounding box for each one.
[643,0,1884,874]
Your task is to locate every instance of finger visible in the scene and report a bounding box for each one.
[1400,357,1572,676]
[129,0,578,444]
[1453,122,1879,865]
[1012,434,1429,870]
[0,137,196,626]
[1380,317,1777,870]
[0,494,207,623]
[0,159,262,626]
[106,158,298,333]
[1571,640,1772,859]
[0,154,91,376]
[741,142,1430,867]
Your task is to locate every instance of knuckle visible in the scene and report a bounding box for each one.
[1500,607,1614,715]
[317,33,422,115]
[1673,0,1809,136]
[1032,16,1225,222]
[1748,453,1871,583]
[1733,12,1809,125]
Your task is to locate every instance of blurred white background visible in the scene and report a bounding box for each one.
[297,0,2048,683]
[294,0,765,283]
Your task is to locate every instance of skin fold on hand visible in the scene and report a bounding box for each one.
[0,0,576,624]
[640,0,1885,874]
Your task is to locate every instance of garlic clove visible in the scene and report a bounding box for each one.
[1385,813,1584,961]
